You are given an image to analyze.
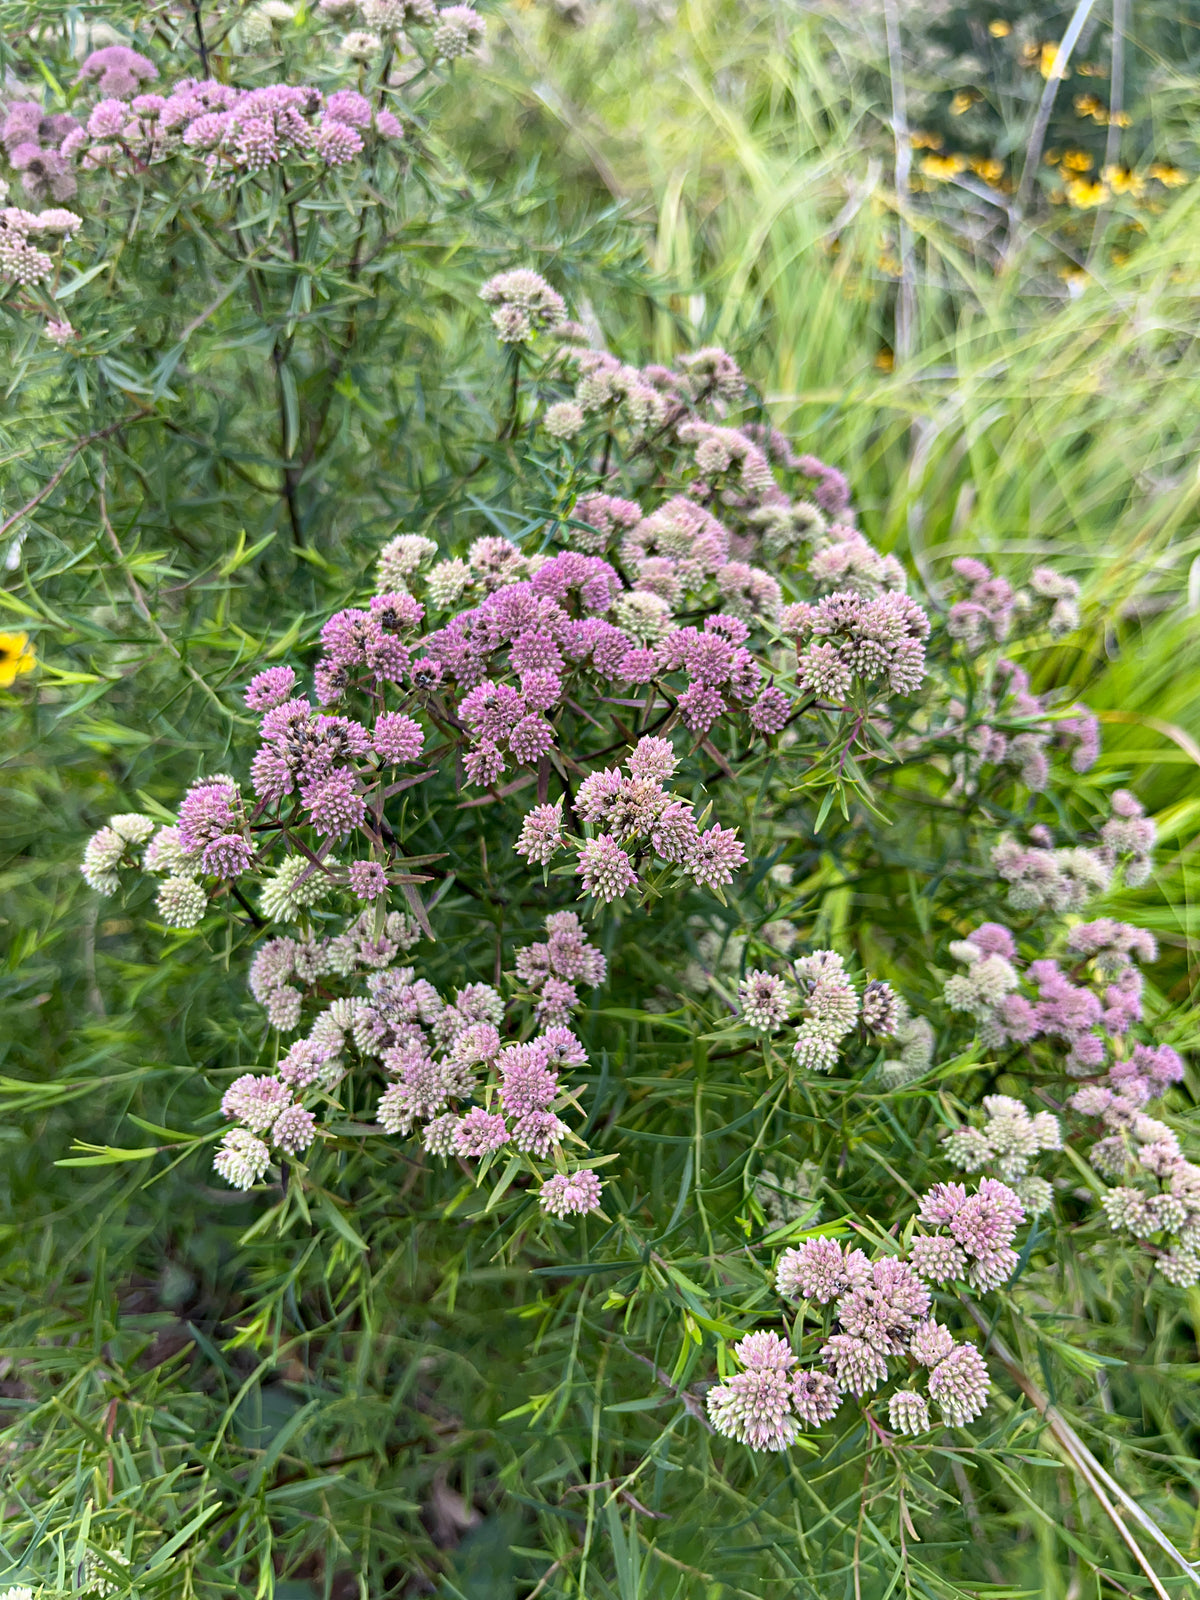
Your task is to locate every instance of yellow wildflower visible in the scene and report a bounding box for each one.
[969,156,1005,185]
[921,153,966,180]
[1076,61,1107,77]
[950,89,979,115]
[875,347,895,372]
[877,252,902,277]
[1109,110,1132,127]
[1073,93,1106,120]
[1039,43,1068,79]
[0,631,36,688]
[1149,162,1187,187]
[987,18,1011,36]
[1044,149,1062,166]
[1102,164,1143,197]
[1065,177,1108,208]
[1061,149,1094,172]
[910,130,944,151]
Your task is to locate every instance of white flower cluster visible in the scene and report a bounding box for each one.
[943,1094,1061,1215]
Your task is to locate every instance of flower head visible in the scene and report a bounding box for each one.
[0,631,36,687]
[540,1168,603,1217]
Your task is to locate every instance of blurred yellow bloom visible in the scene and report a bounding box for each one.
[1061,148,1094,172]
[910,129,944,151]
[988,18,1011,36]
[1110,110,1132,127]
[1039,43,1068,79]
[1058,263,1088,286]
[1073,93,1106,120]
[1102,164,1143,197]
[875,348,895,372]
[1076,61,1107,76]
[877,252,902,277]
[950,89,979,115]
[1044,148,1062,165]
[1110,248,1130,265]
[1065,177,1108,208]
[969,156,1005,185]
[921,153,966,180]
[0,632,36,688]
[1149,162,1187,187]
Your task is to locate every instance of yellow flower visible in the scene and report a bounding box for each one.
[988,18,1011,36]
[1149,162,1187,187]
[875,347,895,372]
[1102,164,1143,197]
[1109,110,1132,127]
[969,156,1005,185]
[0,631,36,688]
[1073,93,1106,120]
[1065,177,1108,208]
[1061,148,1094,172]
[910,129,944,151]
[950,89,979,115]
[1039,43,1068,79]
[921,153,966,180]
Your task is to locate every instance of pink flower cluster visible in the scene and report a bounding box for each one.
[782,591,930,703]
[944,910,1161,1073]
[513,911,607,1025]
[737,951,898,1072]
[945,555,1080,651]
[480,269,567,343]
[909,1177,1026,1292]
[68,79,402,180]
[225,912,605,1214]
[946,655,1100,795]
[0,203,80,285]
[2,99,80,202]
[940,888,1196,1284]
[1067,1047,1197,1284]
[542,344,915,660]
[709,1224,1001,1451]
[707,1330,838,1451]
[515,735,747,905]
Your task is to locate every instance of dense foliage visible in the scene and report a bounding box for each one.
[1,3,1198,1599]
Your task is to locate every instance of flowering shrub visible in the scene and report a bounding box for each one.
[65,259,1199,1588]
[1,8,1197,1593]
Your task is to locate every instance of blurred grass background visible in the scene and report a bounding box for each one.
[2,0,1199,1594]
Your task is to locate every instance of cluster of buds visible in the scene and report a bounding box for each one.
[782,590,930,704]
[317,0,486,63]
[943,656,1100,797]
[942,1095,1061,1215]
[1067,1045,1195,1284]
[944,908,1161,1074]
[736,952,899,1075]
[708,1202,1012,1454]
[218,913,604,1216]
[512,911,607,1024]
[0,203,79,288]
[516,735,746,906]
[945,556,1080,651]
